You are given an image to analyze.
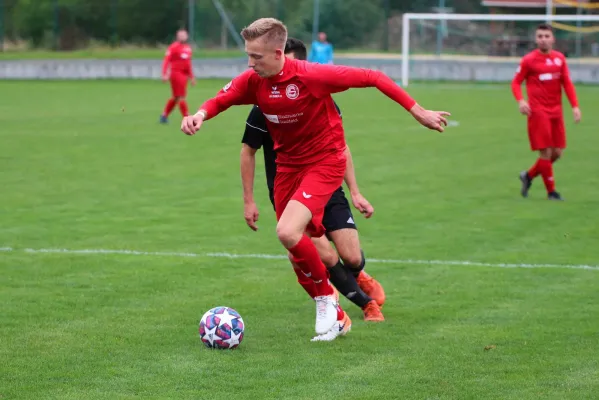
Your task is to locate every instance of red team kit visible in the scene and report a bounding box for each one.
[199,58,417,238]
[512,49,578,151]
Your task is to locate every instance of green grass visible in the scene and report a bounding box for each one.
[1,80,599,399]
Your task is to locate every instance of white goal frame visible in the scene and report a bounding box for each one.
[401,13,599,87]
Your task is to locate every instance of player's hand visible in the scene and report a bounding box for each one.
[518,100,531,116]
[243,201,260,231]
[410,104,450,132]
[351,192,374,219]
[162,74,169,82]
[191,77,197,86]
[573,107,582,123]
[181,112,204,135]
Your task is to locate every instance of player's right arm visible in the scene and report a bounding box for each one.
[511,57,531,116]
[343,145,374,218]
[240,107,266,231]
[181,70,258,135]
[162,44,173,81]
[240,144,259,231]
[298,63,450,132]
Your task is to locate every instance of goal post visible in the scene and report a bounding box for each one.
[401,13,599,87]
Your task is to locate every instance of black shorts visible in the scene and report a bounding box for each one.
[269,186,357,234]
[322,187,357,234]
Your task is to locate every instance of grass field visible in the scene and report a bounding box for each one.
[1,79,599,399]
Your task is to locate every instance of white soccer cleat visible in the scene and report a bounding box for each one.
[311,313,352,342]
[314,295,338,334]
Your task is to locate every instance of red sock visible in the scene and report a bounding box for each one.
[288,235,333,297]
[163,98,177,117]
[291,264,318,299]
[179,100,189,117]
[538,158,556,193]
[528,158,543,179]
[336,304,345,321]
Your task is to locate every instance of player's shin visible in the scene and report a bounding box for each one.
[539,159,556,193]
[327,259,372,308]
[163,97,177,117]
[287,235,334,297]
[179,100,189,117]
[289,255,318,299]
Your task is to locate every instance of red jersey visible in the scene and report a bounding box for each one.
[200,59,416,169]
[162,42,193,77]
[511,49,578,116]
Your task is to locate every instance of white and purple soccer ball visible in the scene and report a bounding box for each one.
[199,306,245,349]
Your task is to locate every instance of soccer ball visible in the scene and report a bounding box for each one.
[199,306,245,349]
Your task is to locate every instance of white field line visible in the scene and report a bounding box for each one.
[0,246,597,271]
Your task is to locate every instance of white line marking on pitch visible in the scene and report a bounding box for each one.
[1,246,597,271]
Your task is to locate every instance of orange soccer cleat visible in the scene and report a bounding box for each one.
[362,300,385,322]
[357,271,386,307]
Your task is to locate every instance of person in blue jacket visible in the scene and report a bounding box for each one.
[309,32,334,64]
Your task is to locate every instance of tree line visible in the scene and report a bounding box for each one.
[2,0,485,50]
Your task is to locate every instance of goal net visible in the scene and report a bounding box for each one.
[401,13,599,86]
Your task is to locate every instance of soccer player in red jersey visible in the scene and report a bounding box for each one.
[181,18,449,340]
[511,24,582,201]
[241,38,385,326]
[160,29,196,124]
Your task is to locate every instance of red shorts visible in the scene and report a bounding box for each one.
[170,72,189,97]
[527,111,566,151]
[274,154,346,238]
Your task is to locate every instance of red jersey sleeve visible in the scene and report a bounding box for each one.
[199,70,258,120]
[511,57,530,102]
[298,63,416,111]
[162,44,173,76]
[560,58,578,108]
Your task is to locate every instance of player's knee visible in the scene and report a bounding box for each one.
[340,251,363,268]
[539,148,552,159]
[276,222,302,248]
[552,148,563,161]
[320,249,338,268]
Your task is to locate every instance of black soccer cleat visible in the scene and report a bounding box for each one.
[519,171,532,198]
[547,191,564,201]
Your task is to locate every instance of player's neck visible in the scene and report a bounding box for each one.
[272,58,287,77]
[538,48,552,55]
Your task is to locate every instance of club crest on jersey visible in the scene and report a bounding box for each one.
[286,84,299,100]
[554,58,562,66]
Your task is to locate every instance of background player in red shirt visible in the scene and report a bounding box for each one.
[160,29,196,124]
[181,18,449,340]
[511,24,581,201]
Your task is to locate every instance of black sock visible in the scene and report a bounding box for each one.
[327,259,372,308]
[345,249,366,278]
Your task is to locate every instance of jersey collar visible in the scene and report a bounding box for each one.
[269,58,295,83]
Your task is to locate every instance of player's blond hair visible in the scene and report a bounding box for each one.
[241,18,288,49]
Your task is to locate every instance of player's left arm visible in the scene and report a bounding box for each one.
[299,63,450,132]
[343,145,374,218]
[561,58,581,123]
[189,51,196,86]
